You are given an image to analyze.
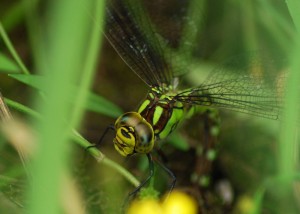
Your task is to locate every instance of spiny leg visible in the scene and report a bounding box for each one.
[85,124,115,151]
[156,159,176,197]
[123,153,154,207]
[130,153,154,197]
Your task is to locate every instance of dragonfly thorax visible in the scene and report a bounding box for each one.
[113,112,154,156]
[138,88,185,140]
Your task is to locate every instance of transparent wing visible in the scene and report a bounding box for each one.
[104,0,173,88]
[174,55,286,119]
[104,0,206,88]
[142,0,206,78]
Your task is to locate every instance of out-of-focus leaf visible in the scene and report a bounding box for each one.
[0,53,20,73]
[86,92,122,117]
[9,74,122,117]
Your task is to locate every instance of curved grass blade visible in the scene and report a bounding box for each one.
[9,74,122,117]
[0,53,20,73]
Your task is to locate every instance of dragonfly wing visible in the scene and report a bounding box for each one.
[104,0,173,88]
[142,0,207,78]
[175,54,286,119]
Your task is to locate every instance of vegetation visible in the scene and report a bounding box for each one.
[0,0,299,213]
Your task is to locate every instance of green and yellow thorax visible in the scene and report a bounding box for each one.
[137,87,187,140]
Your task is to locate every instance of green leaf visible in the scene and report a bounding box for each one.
[86,92,122,117]
[9,74,122,117]
[0,53,20,73]
[9,74,44,88]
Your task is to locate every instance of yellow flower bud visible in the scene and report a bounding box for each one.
[127,199,163,214]
[162,191,198,214]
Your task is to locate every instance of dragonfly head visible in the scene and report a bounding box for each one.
[113,112,154,156]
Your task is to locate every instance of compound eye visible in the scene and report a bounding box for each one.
[134,121,154,154]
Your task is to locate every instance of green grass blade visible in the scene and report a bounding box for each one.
[277,0,300,212]
[69,0,106,128]
[4,97,139,189]
[9,74,122,117]
[0,22,30,74]
[0,53,20,73]
[86,92,122,117]
[24,0,103,213]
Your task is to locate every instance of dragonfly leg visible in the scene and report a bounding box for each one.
[123,153,154,209]
[129,153,154,197]
[85,124,115,151]
[156,159,176,197]
[123,154,154,209]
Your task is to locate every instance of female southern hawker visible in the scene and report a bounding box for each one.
[102,0,284,194]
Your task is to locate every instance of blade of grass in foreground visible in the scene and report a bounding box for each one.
[0,22,30,74]
[8,74,123,117]
[0,53,20,73]
[25,1,105,214]
[277,0,300,212]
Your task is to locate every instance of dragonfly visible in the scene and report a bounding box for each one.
[100,0,285,196]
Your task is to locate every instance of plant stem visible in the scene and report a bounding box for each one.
[5,97,140,187]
